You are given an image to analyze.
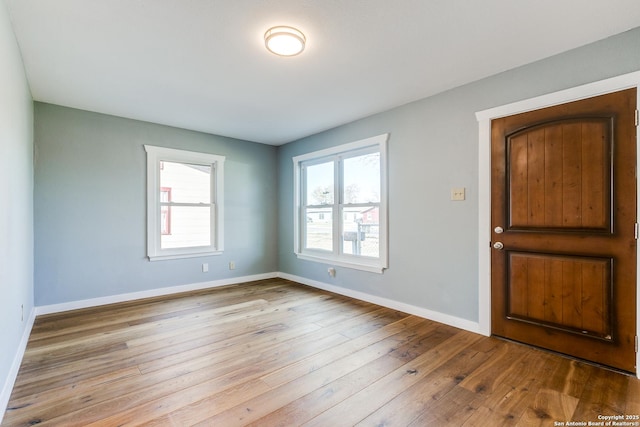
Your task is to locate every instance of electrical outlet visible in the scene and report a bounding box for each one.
[328,267,336,277]
[229,261,235,270]
[21,304,24,322]
[202,263,209,273]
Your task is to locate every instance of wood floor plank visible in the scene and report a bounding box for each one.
[258,315,424,388]
[516,389,579,426]
[389,322,459,362]
[458,339,529,396]
[28,280,289,340]
[4,367,142,418]
[246,354,407,427]
[10,291,357,397]
[461,404,521,427]
[182,320,431,426]
[246,320,458,426]
[571,366,629,421]
[19,298,271,372]
[11,299,370,401]
[544,357,593,399]
[407,386,478,426]
[627,376,640,413]
[5,322,344,425]
[302,330,484,426]
[467,347,563,425]
[27,288,331,355]
[7,286,402,422]
[355,342,490,426]
[3,278,638,427]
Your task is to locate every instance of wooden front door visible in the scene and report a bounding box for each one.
[491,88,637,373]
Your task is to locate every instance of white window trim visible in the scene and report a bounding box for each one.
[145,145,225,261]
[293,133,389,273]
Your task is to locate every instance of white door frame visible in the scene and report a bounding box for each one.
[476,71,640,377]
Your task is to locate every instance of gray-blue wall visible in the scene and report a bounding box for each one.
[0,0,33,410]
[34,104,278,306]
[277,27,640,323]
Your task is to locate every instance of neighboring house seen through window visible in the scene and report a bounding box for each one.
[160,186,172,235]
[293,134,389,273]
[145,145,225,261]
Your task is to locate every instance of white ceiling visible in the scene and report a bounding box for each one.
[5,0,640,145]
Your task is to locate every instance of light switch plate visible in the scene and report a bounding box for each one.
[451,187,465,201]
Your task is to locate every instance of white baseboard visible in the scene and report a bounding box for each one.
[35,272,278,316]
[0,307,36,425]
[277,272,481,334]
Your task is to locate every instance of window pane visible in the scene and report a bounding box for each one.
[160,161,211,204]
[305,161,334,205]
[161,206,211,249]
[304,207,332,251]
[342,206,379,258]
[343,153,380,204]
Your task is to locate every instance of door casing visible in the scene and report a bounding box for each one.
[476,71,640,377]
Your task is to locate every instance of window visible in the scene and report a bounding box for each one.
[145,145,225,261]
[293,134,388,273]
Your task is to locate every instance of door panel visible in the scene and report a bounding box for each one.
[507,119,611,231]
[506,252,612,340]
[491,88,637,373]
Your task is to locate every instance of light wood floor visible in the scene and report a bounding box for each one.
[3,278,639,426]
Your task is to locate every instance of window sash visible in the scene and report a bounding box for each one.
[302,206,334,253]
[340,204,380,259]
[159,204,214,250]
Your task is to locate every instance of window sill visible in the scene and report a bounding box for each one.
[148,251,223,262]
[295,252,386,274]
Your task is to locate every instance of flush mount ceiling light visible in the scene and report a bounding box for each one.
[264,26,306,57]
